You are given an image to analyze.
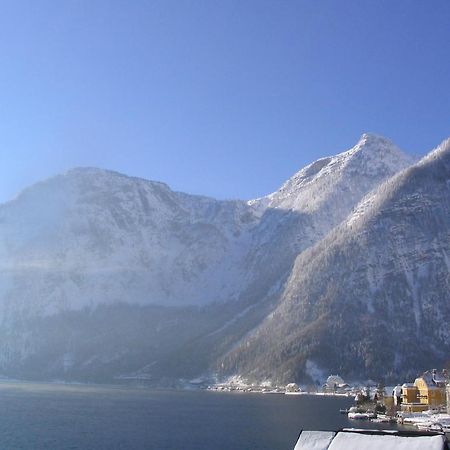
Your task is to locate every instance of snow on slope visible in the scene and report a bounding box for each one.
[0,134,413,319]
[0,168,261,318]
[219,137,450,383]
[252,133,413,235]
[240,133,414,295]
[257,133,410,213]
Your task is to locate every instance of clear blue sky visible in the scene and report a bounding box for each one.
[0,0,449,202]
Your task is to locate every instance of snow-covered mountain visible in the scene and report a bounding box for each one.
[220,138,450,384]
[0,167,260,316]
[238,134,414,306]
[1,133,445,385]
[0,134,411,315]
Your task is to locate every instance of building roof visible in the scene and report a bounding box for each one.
[416,371,446,389]
[294,431,335,450]
[325,375,344,386]
[293,429,446,450]
[327,432,445,450]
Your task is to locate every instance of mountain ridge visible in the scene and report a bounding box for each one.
[0,133,447,386]
[218,137,450,384]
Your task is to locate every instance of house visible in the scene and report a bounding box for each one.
[286,383,301,393]
[401,383,418,403]
[393,385,403,405]
[415,370,447,408]
[401,383,427,412]
[323,375,347,393]
[400,370,447,412]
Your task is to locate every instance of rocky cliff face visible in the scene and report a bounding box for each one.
[0,167,260,316]
[1,134,445,385]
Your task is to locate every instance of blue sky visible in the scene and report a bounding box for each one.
[0,0,449,202]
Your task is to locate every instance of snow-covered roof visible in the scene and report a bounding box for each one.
[433,373,446,383]
[293,431,446,450]
[327,432,445,450]
[417,372,446,389]
[293,431,335,450]
[326,375,344,386]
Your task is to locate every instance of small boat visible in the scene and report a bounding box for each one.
[340,408,350,414]
[415,422,444,432]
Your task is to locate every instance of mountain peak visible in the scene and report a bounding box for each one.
[343,132,413,174]
[259,134,412,215]
[350,133,404,158]
[358,132,393,145]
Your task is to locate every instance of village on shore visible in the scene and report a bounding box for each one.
[204,369,450,434]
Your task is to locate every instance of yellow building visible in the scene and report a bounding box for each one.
[414,370,446,408]
[401,383,418,403]
[401,370,447,412]
[400,383,428,412]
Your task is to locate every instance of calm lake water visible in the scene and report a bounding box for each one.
[0,381,400,449]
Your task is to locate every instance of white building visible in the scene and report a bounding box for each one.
[286,382,301,393]
[324,375,347,392]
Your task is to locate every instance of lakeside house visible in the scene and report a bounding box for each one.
[286,383,301,393]
[401,383,422,411]
[393,385,403,406]
[400,370,447,413]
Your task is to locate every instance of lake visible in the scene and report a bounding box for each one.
[0,381,400,449]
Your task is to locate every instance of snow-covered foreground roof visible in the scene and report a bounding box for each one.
[294,431,336,450]
[293,430,446,450]
[328,432,445,450]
